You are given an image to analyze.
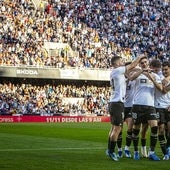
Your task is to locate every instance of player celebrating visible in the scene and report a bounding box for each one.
[130,56,162,161]
[106,54,145,161]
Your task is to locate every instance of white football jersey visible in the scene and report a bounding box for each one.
[124,80,135,107]
[109,66,126,103]
[133,73,161,106]
[155,77,170,109]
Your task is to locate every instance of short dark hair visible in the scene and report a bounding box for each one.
[139,56,148,63]
[162,61,170,67]
[149,59,161,68]
[111,56,122,66]
[125,61,132,66]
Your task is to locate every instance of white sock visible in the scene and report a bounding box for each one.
[148,150,154,155]
[125,146,129,150]
[118,148,122,151]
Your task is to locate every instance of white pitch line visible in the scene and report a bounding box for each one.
[0,147,105,152]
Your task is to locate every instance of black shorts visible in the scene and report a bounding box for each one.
[124,107,132,120]
[165,109,170,122]
[156,108,166,124]
[109,102,124,126]
[132,105,158,125]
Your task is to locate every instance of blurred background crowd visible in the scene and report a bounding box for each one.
[0,79,110,116]
[0,0,169,116]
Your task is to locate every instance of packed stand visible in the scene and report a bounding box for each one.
[0,0,169,116]
[0,79,110,116]
[0,0,169,69]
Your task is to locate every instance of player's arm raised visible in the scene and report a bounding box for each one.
[125,54,146,73]
[127,68,143,81]
[146,72,163,92]
[162,80,170,93]
[165,84,170,92]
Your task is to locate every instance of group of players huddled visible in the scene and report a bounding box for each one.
[106,54,170,161]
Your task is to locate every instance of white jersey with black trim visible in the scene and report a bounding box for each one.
[109,66,126,103]
[124,80,135,107]
[155,77,170,109]
[133,73,161,106]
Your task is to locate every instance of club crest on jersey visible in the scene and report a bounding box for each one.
[126,85,131,90]
[140,79,147,83]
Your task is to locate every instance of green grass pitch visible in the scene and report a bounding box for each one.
[0,122,170,170]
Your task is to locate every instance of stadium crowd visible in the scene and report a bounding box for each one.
[0,79,110,116]
[0,0,169,116]
[0,0,169,68]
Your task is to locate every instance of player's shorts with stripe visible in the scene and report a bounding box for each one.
[132,105,158,125]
